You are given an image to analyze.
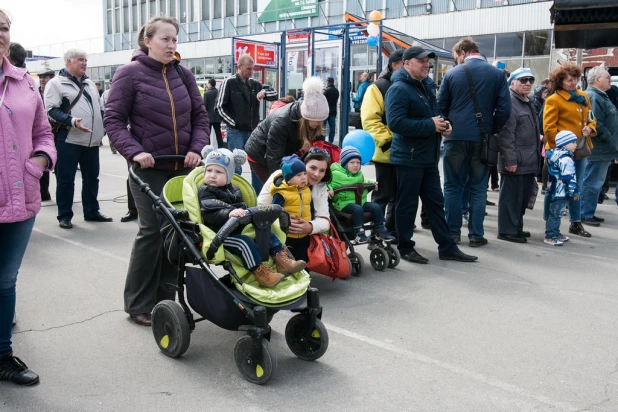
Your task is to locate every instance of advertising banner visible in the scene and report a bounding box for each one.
[234,40,278,68]
[257,0,318,23]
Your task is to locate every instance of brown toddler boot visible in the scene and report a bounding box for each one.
[274,251,306,275]
[253,264,284,288]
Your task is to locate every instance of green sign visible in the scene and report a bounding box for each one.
[258,0,319,23]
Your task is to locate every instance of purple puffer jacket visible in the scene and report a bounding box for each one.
[104,51,209,169]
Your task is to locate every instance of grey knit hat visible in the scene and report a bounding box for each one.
[201,145,247,184]
[300,77,329,122]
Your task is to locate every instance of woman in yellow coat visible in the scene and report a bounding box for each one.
[543,62,597,238]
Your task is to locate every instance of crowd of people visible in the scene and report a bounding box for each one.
[1,7,617,387]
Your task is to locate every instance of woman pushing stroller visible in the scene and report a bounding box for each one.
[198,146,306,288]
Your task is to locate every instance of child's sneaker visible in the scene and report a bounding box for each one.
[557,234,570,242]
[352,232,369,245]
[274,251,306,275]
[373,227,395,242]
[253,264,284,288]
[544,237,564,246]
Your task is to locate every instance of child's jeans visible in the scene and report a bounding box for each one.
[223,232,283,271]
[545,198,568,239]
[341,201,385,231]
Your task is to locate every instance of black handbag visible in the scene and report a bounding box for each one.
[463,65,499,167]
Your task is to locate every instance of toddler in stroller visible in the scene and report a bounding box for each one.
[270,154,314,261]
[328,146,394,244]
[199,146,306,287]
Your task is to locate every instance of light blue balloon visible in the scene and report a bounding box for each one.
[367,35,379,47]
[341,130,375,165]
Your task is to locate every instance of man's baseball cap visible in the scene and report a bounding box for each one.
[388,49,405,66]
[402,46,436,61]
[326,77,334,83]
[38,69,55,78]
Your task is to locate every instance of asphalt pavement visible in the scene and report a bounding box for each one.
[3,140,618,412]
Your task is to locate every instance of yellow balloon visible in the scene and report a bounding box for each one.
[369,10,382,21]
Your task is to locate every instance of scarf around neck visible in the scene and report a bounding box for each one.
[567,90,586,105]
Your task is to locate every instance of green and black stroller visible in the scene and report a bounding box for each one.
[129,156,329,385]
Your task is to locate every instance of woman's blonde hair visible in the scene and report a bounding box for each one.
[137,16,179,54]
[0,9,11,28]
[298,117,324,152]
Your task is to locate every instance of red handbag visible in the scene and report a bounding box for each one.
[307,220,351,280]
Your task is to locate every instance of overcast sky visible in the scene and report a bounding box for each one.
[4,1,103,51]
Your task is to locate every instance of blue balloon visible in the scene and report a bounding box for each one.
[367,35,379,47]
[342,130,375,165]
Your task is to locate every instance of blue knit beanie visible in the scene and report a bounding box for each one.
[555,130,577,148]
[340,146,362,169]
[281,154,306,182]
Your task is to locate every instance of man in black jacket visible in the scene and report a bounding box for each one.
[386,46,477,264]
[215,54,277,180]
[204,79,225,148]
[323,77,339,143]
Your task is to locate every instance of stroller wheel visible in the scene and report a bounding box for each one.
[234,336,277,385]
[387,246,401,268]
[285,314,329,361]
[350,252,364,276]
[152,300,191,358]
[370,248,388,271]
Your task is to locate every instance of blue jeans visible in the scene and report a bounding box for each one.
[545,199,568,239]
[443,140,489,240]
[55,135,101,221]
[543,157,587,222]
[323,115,337,144]
[225,128,251,175]
[342,202,385,231]
[226,127,261,192]
[581,160,611,219]
[0,217,36,356]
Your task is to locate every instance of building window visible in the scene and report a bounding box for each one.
[524,30,551,56]
[123,4,129,32]
[496,32,524,59]
[170,0,176,17]
[474,34,496,60]
[180,0,187,22]
[239,0,247,14]
[149,0,156,17]
[141,1,148,25]
[214,0,221,19]
[201,0,210,20]
[115,8,121,34]
[132,4,138,30]
[226,0,234,17]
[159,0,166,15]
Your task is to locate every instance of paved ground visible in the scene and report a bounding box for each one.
[3,140,618,412]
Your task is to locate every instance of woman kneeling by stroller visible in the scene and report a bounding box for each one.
[328,146,395,245]
[198,146,306,288]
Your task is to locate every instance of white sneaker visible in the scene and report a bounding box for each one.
[544,238,564,246]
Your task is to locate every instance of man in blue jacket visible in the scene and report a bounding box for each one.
[438,37,511,248]
[352,72,370,112]
[386,46,477,264]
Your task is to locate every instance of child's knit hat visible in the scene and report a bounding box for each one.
[201,145,247,184]
[555,130,578,148]
[340,146,362,169]
[281,154,306,182]
[300,77,329,122]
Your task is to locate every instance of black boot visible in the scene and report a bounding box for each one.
[0,353,39,386]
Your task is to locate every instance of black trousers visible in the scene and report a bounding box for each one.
[40,171,51,200]
[497,173,535,235]
[395,165,457,255]
[211,122,226,149]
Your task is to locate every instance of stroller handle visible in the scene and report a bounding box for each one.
[332,183,375,194]
[128,155,190,182]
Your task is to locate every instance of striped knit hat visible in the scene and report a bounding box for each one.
[555,130,577,148]
[340,146,362,169]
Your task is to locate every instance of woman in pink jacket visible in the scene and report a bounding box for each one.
[0,9,56,386]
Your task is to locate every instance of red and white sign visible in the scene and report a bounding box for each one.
[287,32,309,43]
[234,40,278,68]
